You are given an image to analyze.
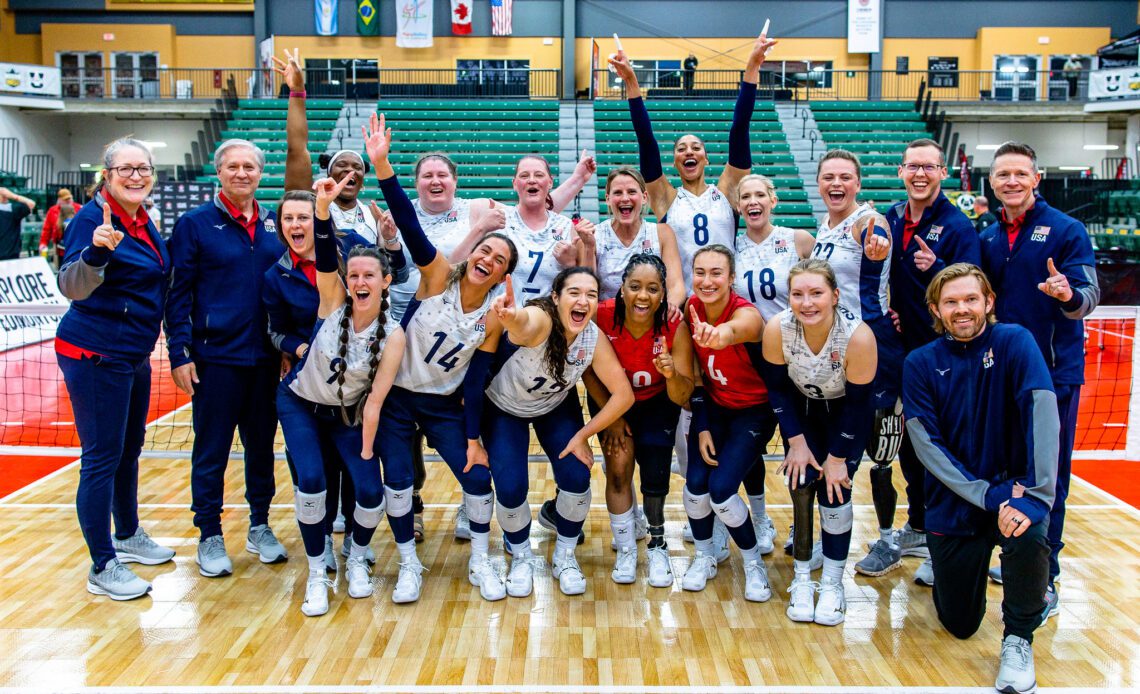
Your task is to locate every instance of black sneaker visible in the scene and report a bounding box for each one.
[537,498,584,544]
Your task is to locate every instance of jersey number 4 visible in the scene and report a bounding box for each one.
[424,331,465,372]
[705,355,728,386]
[742,268,776,302]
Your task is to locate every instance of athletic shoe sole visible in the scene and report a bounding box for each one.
[245,542,287,564]
[996,683,1037,694]
[854,559,902,577]
[86,581,150,601]
[114,551,174,566]
[197,565,232,578]
[864,540,930,558]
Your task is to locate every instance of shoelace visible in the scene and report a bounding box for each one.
[201,537,226,559]
[743,560,769,583]
[788,579,821,596]
[102,561,136,584]
[307,572,336,595]
[1002,640,1031,669]
[251,527,278,546]
[346,556,372,577]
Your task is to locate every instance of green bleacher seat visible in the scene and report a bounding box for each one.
[379,99,558,110]
[811,101,914,111]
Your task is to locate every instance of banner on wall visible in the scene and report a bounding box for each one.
[358,0,380,36]
[0,63,61,98]
[257,37,275,97]
[1089,66,1140,100]
[847,0,880,54]
[0,257,68,351]
[490,0,513,37]
[315,0,338,36]
[451,0,472,35]
[397,0,433,48]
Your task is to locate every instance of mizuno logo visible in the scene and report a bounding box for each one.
[213,224,226,230]
[936,368,950,376]
[840,432,854,440]
[748,430,765,438]
[875,391,886,400]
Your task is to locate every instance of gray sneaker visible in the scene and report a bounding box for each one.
[989,565,1004,584]
[88,558,151,600]
[197,535,233,577]
[893,523,930,558]
[454,503,471,541]
[855,539,902,576]
[914,558,934,587]
[113,527,175,566]
[246,525,287,564]
[995,635,1036,694]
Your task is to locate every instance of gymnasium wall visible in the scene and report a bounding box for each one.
[954,120,1114,171]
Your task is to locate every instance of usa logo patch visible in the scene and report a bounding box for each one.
[263,219,276,234]
[774,238,788,253]
[1030,226,1051,242]
[926,225,943,242]
[982,347,995,369]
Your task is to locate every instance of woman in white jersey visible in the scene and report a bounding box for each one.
[275,174,405,617]
[732,173,816,553]
[607,30,776,288]
[362,113,518,604]
[760,258,877,627]
[477,269,633,597]
[595,167,685,308]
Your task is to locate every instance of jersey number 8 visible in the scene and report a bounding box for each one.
[693,213,709,245]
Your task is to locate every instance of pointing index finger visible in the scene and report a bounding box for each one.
[914,234,932,253]
[1047,257,1058,276]
[102,203,112,226]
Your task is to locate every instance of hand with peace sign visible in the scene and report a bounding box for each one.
[652,335,676,379]
[92,203,125,251]
[912,234,937,272]
[491,275,519,324]
[313,174,354,217]
[271,48,304,93]
[607,50,642,99]
[361,112,393,176]
[689,304,729,350]
[1037,257,1073,302]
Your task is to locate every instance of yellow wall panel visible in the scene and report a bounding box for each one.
[176,35,255,68]
[40,23,176,66]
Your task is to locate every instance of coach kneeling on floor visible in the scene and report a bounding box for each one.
[902,262,1057,694]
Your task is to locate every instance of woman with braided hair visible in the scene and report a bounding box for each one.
[276,174,405,617]
[584,252,694,587]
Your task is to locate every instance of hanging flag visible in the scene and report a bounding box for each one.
[397,0,433,48]
[956,143,971,192]
[451,0,472,35]
[315,0,338,36]
[357,0,380,36]
[490,0,513,36]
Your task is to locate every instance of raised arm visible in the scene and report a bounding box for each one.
[273,49,314,192]
[1046,227,1100,320]
[550,149,597,214]
[313,175,354,318]
[58,203,121,302]
[717,30,777,202]
[689,302,763,350]
[609,51,674,218]
[490,275,552,347]
[452,198,507,261]
[362,112,452,295]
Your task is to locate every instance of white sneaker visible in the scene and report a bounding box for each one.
[454,503,471,541]
[786,576,818,622]
[914,558,934,587]
[753,515,777,556]
[646,546,673,588]
[712,519,731,562]
[301,571,334,616]
[345,555,373,598]
[611,547,637,584]
[332,512,346,533]
[682,522,694,543]
[681,551,718,591]
[87,558,151,601]
[323,535,338,574]
[995,635,1036,694]
[468,554,506,601]
[392,559,425,604]
[196,535,233,578]
[506,552,543,598]
[814,577,846,626]
[552,548,587,595]
[743,560,772,602]
[113,527,175,565]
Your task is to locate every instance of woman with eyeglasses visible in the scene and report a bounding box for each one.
[56,138,174,601]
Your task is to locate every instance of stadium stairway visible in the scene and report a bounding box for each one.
[775,103,826,217]
[563,102,599,220]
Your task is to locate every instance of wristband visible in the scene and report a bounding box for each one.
[289,90,307,99]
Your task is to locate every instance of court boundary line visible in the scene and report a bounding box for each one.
[0,686,1119,694]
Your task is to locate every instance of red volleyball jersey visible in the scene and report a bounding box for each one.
[686,293,768,408]
[596,298,681,402]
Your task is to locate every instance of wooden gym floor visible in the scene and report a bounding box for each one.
[0,422,1137,694]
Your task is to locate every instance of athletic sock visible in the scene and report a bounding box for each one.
[695,537,714,557]
[793,559,813,579]
[396,539,417,563]
[747,494,766,520]
[349,541,369,559]
[740,543,762,565]
[555,533,578,555]
[470,530,490,557]
[880,527,894,544]
[307,555,325,574]
[822,557,845,583]
[510,540,533,558]
[609,507,636,552]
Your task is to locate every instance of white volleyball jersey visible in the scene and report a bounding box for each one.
[287,305,385,406]
[595,219,662,300]
[502,205,575,304]
[394,281,492,395]
[487,322,598,417]
[665,185,737,292]
[812,203,890,321]
[388,198,473,323]
[329,201,378,244]
[779,308,859,401]
[733,225,801,321]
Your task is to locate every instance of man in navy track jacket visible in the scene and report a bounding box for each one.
[165,139,287,578]
[903,263,1056,694]
[978,141,1099,606]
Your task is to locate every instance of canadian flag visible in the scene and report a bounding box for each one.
[451,0,472,34]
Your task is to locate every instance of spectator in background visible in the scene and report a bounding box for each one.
[40,188,73,262]
[0,186,36,260]
[973,195,997,233]
[1062,55,1083,99]
[683,53,698,94]
[144,197,162,234]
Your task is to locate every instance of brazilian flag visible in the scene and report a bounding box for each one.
[357,0,379,35]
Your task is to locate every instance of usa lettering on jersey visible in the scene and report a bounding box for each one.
[1030,226,1051,242]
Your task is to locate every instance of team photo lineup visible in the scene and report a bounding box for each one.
[25,22,1113,694]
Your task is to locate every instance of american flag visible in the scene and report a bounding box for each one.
[490,0,513,36]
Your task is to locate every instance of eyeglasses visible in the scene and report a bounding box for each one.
[902,163,944,174]
[110,165,155,178]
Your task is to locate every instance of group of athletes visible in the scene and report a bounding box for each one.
[53,31,1099,694]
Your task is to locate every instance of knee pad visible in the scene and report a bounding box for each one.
[294,490,326,526]
[682,486,713,520]
[464,491,494,525]
[711,494,749,528]
[555,488,592,523]
[496,499,531,533]
[866,403,904,465]
[819,501,854,535]
[384,485,414,518]
[353,500,385,529]
[790,484,816,558]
